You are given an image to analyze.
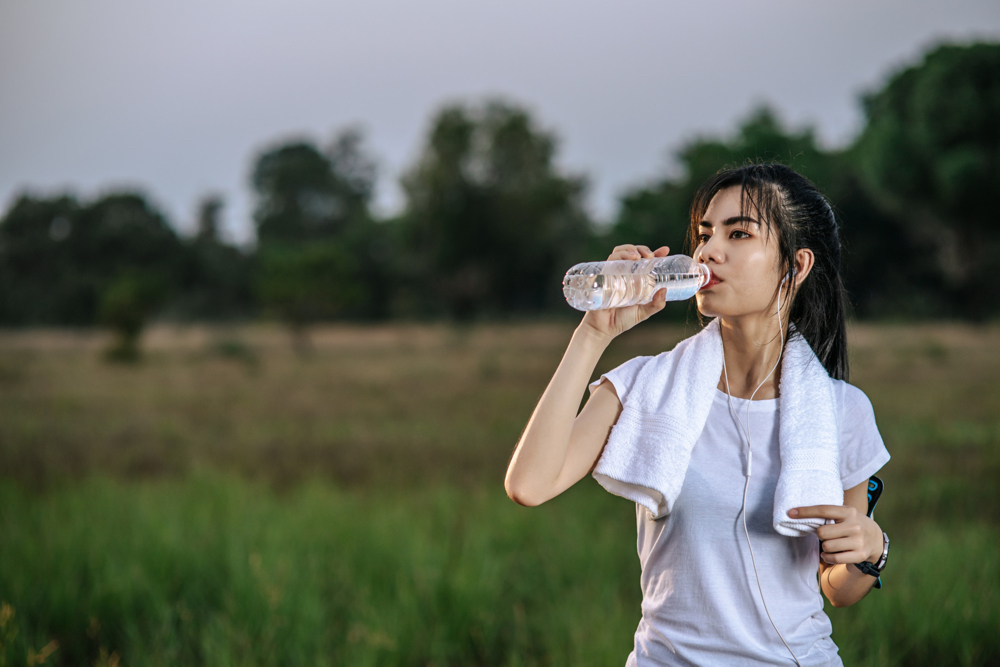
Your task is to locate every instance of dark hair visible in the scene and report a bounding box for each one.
[687,163,849,381]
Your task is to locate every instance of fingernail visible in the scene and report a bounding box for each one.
[788,509,798,517]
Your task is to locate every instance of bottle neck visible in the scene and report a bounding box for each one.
[697,263,712,288]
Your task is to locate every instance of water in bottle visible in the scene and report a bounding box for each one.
[562,255,711,311]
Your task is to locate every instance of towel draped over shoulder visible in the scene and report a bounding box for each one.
[591,318,844,536]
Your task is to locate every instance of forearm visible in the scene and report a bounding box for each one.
[821,563,877,607]
[504,325,610,505]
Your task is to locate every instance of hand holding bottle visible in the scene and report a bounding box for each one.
[577,244,672,344]
[506,243,673,508]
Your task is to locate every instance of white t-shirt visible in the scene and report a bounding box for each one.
[590,356,891,667]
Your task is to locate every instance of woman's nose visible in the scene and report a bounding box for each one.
[698,237,724,264]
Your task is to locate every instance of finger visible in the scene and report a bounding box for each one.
[816,521,862,541]
[636,245,653,258]
[636,288,667,319]
[609,245,641,261]
[653,246,670,257]
[612,244,639,255]
[820,549,868,565]
[788,505,852,521]
[820,536,862,555]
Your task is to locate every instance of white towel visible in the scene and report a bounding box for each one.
[592,318,843,537]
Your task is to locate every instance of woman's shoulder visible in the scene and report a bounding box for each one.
[610,348,675,372]
[830,378,890,487]
[829,378,878,420]
[589,351,672,401]
[600,353,657,383]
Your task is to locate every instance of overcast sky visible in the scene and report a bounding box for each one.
[2,0,998,244]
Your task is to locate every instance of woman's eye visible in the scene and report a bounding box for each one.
[699,230,748,243]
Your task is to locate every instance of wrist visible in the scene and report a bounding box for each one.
[853,529,889,578]
[573,322,613,351]
[865,521,884,563]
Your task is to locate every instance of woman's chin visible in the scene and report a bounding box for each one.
[696,300,771,321]
[695,296,742,320]
[695,295,722,319]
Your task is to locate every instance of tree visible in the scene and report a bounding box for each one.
[855,42,1000,319]
[196,194,225,243]
[0,191,185,329]
[399,100,591,319]
[0,194,88,324]
[99,271,168,361]
[251,128,388,344]
[173,194,256,321]
[252,127,376,244]
[256,241,363,352]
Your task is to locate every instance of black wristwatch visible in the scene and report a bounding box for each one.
[854,531,889,578]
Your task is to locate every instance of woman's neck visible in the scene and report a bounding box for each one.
[717,315,785,400]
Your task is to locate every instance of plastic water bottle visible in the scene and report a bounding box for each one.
[562,255,711,311]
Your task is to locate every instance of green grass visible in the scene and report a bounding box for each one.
[0,322,997,665]
[0,475,642,666]
[1,475,996,667]
[828,523,999,667]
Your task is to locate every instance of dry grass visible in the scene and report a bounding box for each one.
[1,321,998,493]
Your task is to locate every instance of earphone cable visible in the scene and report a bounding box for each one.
[721,279,803,667]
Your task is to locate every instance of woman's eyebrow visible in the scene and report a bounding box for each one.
[699,216,759,228]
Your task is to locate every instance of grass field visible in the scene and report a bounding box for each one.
[1,321,998,665]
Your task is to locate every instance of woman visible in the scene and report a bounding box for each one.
[504,164,890,666]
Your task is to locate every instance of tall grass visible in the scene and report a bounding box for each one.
[0,475,643,666]
[1,475,996,666]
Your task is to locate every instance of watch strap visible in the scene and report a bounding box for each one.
[854,560,882,577]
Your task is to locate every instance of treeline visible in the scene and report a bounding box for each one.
[2,41,998,340]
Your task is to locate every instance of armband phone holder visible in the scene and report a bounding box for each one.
[858,475,884,589]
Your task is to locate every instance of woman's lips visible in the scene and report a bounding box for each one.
[701,276,722,290]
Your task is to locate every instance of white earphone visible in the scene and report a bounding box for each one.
[721,268,803,667]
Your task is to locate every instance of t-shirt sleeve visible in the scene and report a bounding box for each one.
[837,382,891,490]
[587,355,653,405]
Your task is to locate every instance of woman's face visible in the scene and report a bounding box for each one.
[693,186,784,320]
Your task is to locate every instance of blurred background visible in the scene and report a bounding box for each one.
[1,1,998,665]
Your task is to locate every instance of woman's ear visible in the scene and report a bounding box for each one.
[792,248,815,287]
